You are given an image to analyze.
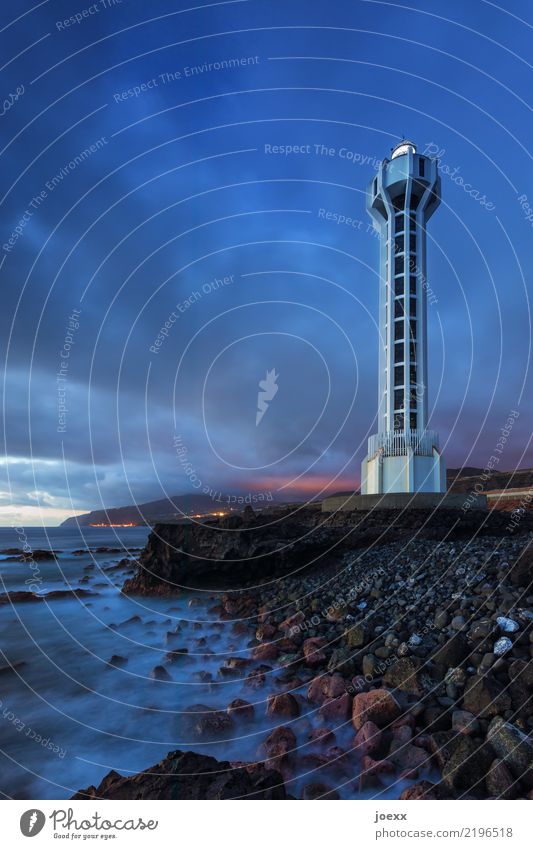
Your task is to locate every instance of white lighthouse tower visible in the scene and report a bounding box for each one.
[361,140,446,495]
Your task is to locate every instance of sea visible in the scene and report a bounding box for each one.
[0,526,418,800]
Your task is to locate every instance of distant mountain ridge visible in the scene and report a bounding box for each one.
[61,493,277,527]
[447,467,533,493]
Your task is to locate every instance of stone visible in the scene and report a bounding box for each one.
[352,689,401,730]
[383,657,423,695]
[437,735,492,796]
[73,750,287,799]
[451,615,466,631]
[266,693,300,719]
[251,643,279,661]
[260,726,296,768]
[493,637,513,656]
[496,616,519,633]
[256,623,277,641]
[486,759,516,799]
[354,721,382,757]
[345,624,366,649]
[182,704,233,739]
[487,717,533,785]
[509,549,532,588]
[445,667,466,688]
[432,633,468,668]
[307,672,346,704]
[452,710,479,735]
[308,728,336,745]
[150,665,172,681]
[227,699,254,720]
[362,654,378,678]
[319,692,351,722]
[389,743,428,773]
[301,782,340,800]
[468,618,494,641]
[303,637,327,667]
[399,780,437,800]
[462,674,512,719]
[434,611,449,629]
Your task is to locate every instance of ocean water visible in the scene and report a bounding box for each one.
[0,527,418,800]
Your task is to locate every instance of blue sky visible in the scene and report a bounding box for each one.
[1,0,532,524]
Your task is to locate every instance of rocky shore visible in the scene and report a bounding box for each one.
[78,507,533,800]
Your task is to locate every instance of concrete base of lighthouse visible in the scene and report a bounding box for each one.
[361,445,446,495]
[321,490,487,512]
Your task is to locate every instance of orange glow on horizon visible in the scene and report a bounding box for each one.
[237,475,358,497]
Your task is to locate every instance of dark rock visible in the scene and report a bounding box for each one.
[266,693,300,718]
[150,665,172,681]
[181,704,233,739]
[486,759,516,799]
[432,633,468,668]
[383,657,424,695]
[260,726,296,769]
[462,674,512,719]
[301,782,340,799]
[487,717,533,786]
[227,699,254,720]
[72,750,287,799]
[352,689,401,730]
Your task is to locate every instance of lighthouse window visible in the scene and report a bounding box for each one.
[410,413,418,430]
[392,192,406,211]
[395,235,404,254]
[394,366,404,386]
[410,276,417,294]
[373,177,378,196]
[410,365,417,384]
[394,389,404,408]
[394,342,404,364]
[409,341,416,361]
[409,234,416,252]
[410,297,417,316]
[394,299,405,319]
[410,318,417,338]
[394,413,404,430]
[394,321,404,342]
[410,194,421,211]
[394,212,404,231]
[395,256,403,275]
[419,158,425,177]
[394,276,404,296]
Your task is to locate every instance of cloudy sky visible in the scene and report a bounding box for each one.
[1,0,532,525]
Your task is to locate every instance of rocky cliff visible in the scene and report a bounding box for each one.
[122,506,530,595]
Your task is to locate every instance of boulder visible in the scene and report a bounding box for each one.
[181,704,233,739]
[487,717,533,786]
[319,692,351,722]
[383,657,423,695]
[227,699,254,721]
[462,674,512,719]
[266,693,300,719]
[399,780,438,800]
[73,750,287,799]
[486,758,516,799]
[354,721,382,757]
[352,689,401,730]
[303,638,327,667]
[260,726,296,769]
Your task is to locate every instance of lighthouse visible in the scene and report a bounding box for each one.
[361,140,446,495]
